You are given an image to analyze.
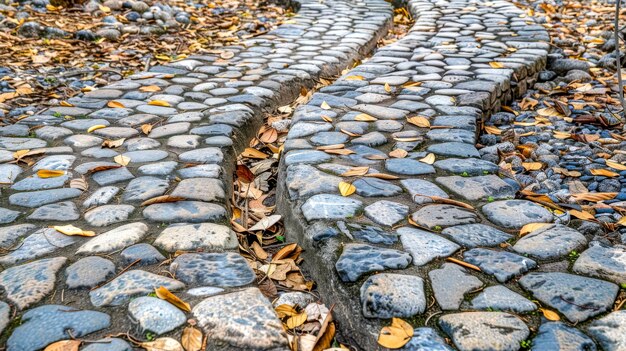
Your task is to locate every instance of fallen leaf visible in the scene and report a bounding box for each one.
[273,243,300,262]
[86,165,121,174]
[407,116,430,128]
[489,61,505,68]
[519,223,550,236]
[107,100,125,108]
[259,128,278,143]
[419,153,435,165]
[220,51,235,59]
[140,338,184,351]
[338,182,356,196]
[569,210,596,221]
[323,149,354,155]
[286,312,308,329]
[278,105,293,114]
[572,192,617,202]
[60,101,74,107]
[37,169,65,178]
[181,327,202,351]
[384,83,392,92]
[87,124,106,133]
[606,160,626,171]
[539,308,560,321]
[484,125,502,135]
[341,167,369,177]
[242,148,269,159]
[139,85,161,92]
[446,257,481,271]
[44,340,81,351]
[148,100,171,107]
[53,225,95,237]
[236,164,255,183]
[140,195,185,206]
[249,215,282,231]
[389,149,408,158]
[364,173,400,180]
[141,124,153,135]
[275,304,298,318]
[345,75,364,80]
[69,178,88,191]
[522,162,543,171]
[590,168,619,177]
[155,286,191,312]
[114,155,131,166]
[102,138,125,148]
[377,318,413,349]
[320,101,331,110]
[250,241,269,260]
[354,113,377,122]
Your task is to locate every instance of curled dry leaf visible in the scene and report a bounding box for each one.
[286,312,308,330]
[107,100,125,108]
[69,178,88,192]
[259,128,278,143]
[341,166,369,177]
[139,85,161,92]
[86,165,121,174]
[406,116,430,128]
[87,124,106,133]
[590,169,619,177]
[320,101,331,110]
[424,196,474,210]
[278,105,293,114]
[539,308,560,321]
[181,326,203,351]
[140,195,186,206]
[53,225,95,237]
[571,192,617,202]
[220,51,235,59]
[148,100,171,107]
[141,124,153,135]
[606,160,626,171]
[354,113,377,122]
[37,169,65,178]
[519,223,550,236]
[242,148,269,159]
[384,83,392,92]
[140,338,184,351]
[569,209,596,221]
[272,243,300,262]
[236,164,255,183]
[489,61,505,68]
[364,173,400,180]
[113,155,131,166]
[44,340,81,351]
[249,214,282,232]
[419,153,435,165]
[377,318,414,349]
[484,125,502,135]
[389,149,408,158]
[155,286,191,312]
[522,162,543,171]
[102,138,125,148]
[323,149,355,155]
[338,182,356,196]
[345,75,364,80]
[446,257,481,272]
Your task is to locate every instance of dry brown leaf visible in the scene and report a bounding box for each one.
[484,125,502,135]
[569,209,596,221]
[139,85,161,92]
[323,149,355,155]
[338,182,356,196]
[377,318,413,349]
[273,243,300,262]
[522,162,543,171]
[37,169,65,178]
[53,225,95,237]
[572,192,617,202]
[316,144,345,150]
[259,128,278,143]
[340,129,361,137]
[102,138,125,148]
[148,100,171,107]
[278,105,293,114]
[606,160,626,171]
[69,178,88,191]
[364,173,400,180]
[354,113,377,122]
[114,155,130,166]
[519,223,550,236]
[419,153,435,165]
[617,216,626,227]
[60,101,74,107]
[220,51,235,59]
[140,338,184,351]
[446,257,481,271]
[341,167,369,177]
[44,340,81,351]
[87,124,106,133]
[407,116,430,128]
[590,168,619,177]
[107,100,125,108]
[242,148,269,159]
[155,286,191,312]
[86,165,121,174]
[345,75,364,80]
[286,312,307,329]
[384,83,392,92]
[389,149,408,158]
[141,124,153,135]
[181,327,202,351]
[539,308,560,321]
[141,195,186,206]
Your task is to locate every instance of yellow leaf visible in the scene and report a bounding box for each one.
[53,225,95,237]
[537,107,563,117]
[148,100,171,107]
[377,318,414,349]
[155,286,191,312]
[341,167,370,177]
[389,149,408,158]
[220,51,235,59]
[553,131,572,139]
[522,162,543,171]
[384,83,391,92]
[519,223,550,236]
[98,4,111,12]
[139,85,161,92]
[344,75,364,81]
[339,182,356,196]
[402,81,422,88]
[278,105,293,114]
[322,115,333,123]
[141,124,153,135]
[489,62,505,68]
[539,308,560,321]
[114,155,131,166]
[60,101,74,107]
[606,160,626,171]
[320,101,331,110]
[286,312,307,329]
[140,338,184,351]
[275,304,298,318]
[569,210,595,221]
[87,124,106,133]
[571,192,618,202]
[181,327,202,351]
[590,169,619,177]
[407,116,430,128]
[37,169,65,178]
[44,340,81,351]
[107,101,125,108]
[13,149,30,160]
[617,216,626,227]
[484,126,502,135]
[419,153,435,165]
[354,113,377,122]
[242,148,269,159]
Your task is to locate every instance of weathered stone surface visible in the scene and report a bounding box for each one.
[573,243,626,284]
[120,244,165,266]
[513,224,587,259]
[411,204,478,228]
[171,177,225,202]
[77,222,148,254]
[532,322,596,351]
[439,312,529,351]
[429,263,482,310]
[0,223,36,248]
[398,227,460,266]
[335,244,411,282]
[28,201,80,221]
[84,205,135,227]
[171,252,255,287]
[401,327,453,351]
[436,175,516,201]
[400,178,448,204]
[588,310,626,351]
[301,194,362,222]
[193,288,289,350]
[364,200,408,227]
[471,286,536,313]
[9,188,82,208]
[81,338,133,351]
[7,305,110,351]
[0,301,9,335]
[464,248,536,282]
[360,273,425,318]
[519,272,618,323]
[128,297,186,334]
[482,200,553,229]
[143,201,226,223]
[441,223,512,248]
[0,257,67,309]
[154,223,238,252]
[90,270,184,307]
[0,228,75,265]
[65,256,115,289]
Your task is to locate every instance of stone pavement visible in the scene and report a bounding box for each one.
[278,0,626,350]
[0,0,394,349]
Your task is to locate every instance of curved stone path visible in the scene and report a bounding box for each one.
[278,0,626,350]
[0,0,393,349]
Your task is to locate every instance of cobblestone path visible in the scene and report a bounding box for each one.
[1,0,625,349]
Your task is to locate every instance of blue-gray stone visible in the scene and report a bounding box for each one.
[436,175,516,201]
[122,176,169,203]
[286,164,341,200]
[360,273,425,318]
[0,257,68,309]
[353,177,402,197]
[284,149,332,166]
[400,327,453,351]
[471,286,536,313]
[512,224,586,259]
[482,200,553,229]
[411,204,478,228]
[463,248,536,283]
[398,227,460,266]
[7,305,110,351]
[0,228,75,266]
[0,207,19,224]
[81,338,133,351]
[364,200,408,227]
[335,244,411,282]
[90,270,184,307]
[128,297,186,334]
[65,256,115,289]
[179,147,223,163]
[9,188,82,208]
[143,201,226,223]
[439,312,529,351]
[171,252,255,287]
[427,142,480,158]
[28,201,80,221]
[400,179,449,204]
[92,167,135,186]
[441,224,512,248]
[573,243,626,284]
[121,243,165,266]
[350,224,398,245]
[385,158,435,175]
[588,311,626,351]
[429,263,482,310]
[434,158,499,175]
[532,322,596,351]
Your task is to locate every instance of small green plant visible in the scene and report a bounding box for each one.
[147,292,157,297]
[483,170,489,174]
[487,196,495,202]
[461,171,469,177]
[620,283,626,289]
[520,340,532,349]
[146,331,155,341]
[276,235,285,242]
[52,111,62,118]
[433,225,442,231]
[568,250,579,262]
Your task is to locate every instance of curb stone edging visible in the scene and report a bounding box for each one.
[278,0,552,349]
